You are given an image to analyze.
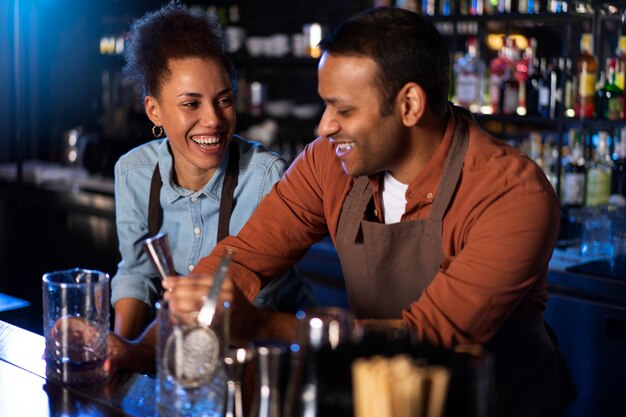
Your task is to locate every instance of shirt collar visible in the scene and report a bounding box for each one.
[368,106,456,200]
[158,139,230,204]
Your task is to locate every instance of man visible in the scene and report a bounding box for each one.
[114,7,576,416]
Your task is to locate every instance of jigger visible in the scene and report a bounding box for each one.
[224,348,251,417]
[143,233,177,278]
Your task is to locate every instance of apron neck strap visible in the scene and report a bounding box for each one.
[148,140,240,242]
[429,110,469,222]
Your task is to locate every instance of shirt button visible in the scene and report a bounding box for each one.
[373,209,379,217]
[426,192,433,199]
[188,265,194,272]
[194,227,201,236]
[191,196,197,203]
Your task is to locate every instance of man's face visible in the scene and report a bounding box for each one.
[317,53,408,178]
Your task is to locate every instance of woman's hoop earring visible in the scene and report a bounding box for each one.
[152,125,164,138]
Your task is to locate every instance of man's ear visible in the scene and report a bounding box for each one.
[144,95,161,126]
[398,82,426,127]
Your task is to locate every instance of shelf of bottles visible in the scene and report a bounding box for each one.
[413,0,626,209]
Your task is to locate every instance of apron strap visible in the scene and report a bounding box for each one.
[148,163,162,237]
[429,111,469,222]
[339,176,372,243]
[147,140,240,242]
[217,140,240,242]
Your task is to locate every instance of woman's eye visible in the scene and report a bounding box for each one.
[217,96,234,107]
[181,101,199,108]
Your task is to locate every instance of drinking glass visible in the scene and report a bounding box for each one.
[284,307,360,417]
[580,213,613,259]
[42,268,109,386]
[155,299,226,417]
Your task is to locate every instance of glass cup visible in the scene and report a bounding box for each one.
[42,268,110,386]
[284,307,360,417]
[579,214,613,259]
[155,299,226,417]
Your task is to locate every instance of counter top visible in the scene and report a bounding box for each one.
[0,320,155,417]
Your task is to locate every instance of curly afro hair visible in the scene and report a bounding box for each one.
[122,1,237,100]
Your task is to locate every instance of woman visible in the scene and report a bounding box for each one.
[112,2,314,339]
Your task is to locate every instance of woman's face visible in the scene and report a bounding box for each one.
[145,57,236,188]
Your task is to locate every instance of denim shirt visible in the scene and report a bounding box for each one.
[111,136,314,311]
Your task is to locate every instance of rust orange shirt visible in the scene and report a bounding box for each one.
[194,107,560,348]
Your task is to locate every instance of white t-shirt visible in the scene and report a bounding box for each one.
[381,171,408,224]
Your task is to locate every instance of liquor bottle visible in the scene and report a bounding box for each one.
[529,132,544,169]
[518,0,540,13]
[439,0,452,15]
[548,57,563,119]
[499,37,520,115]
[422,0,436,15]
[516,38,536,114]
[611,128,626,198]
[543,135,559,190]
[525,55,541,116]
[596,57,624,120]
[454,37,486,112]
[615,35,626,91]
[489,38,508,114]
[500,67,519,115]
[561,128,587,207]
[585,131,613,206]
[575,33,597,119]
[537,58,551,118]
[563,58,576,117]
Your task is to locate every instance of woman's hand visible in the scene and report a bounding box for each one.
[105,327,156,376]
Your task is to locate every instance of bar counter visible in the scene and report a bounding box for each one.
[0,320,155,417]
[2,177,626,416]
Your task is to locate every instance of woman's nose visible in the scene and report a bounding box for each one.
[200,104,222,128]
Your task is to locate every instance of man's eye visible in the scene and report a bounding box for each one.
[182,101,199,108]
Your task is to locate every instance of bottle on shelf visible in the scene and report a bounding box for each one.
[563,57,576,117]
[615,35,626,91]
[488,36,508,114]
[585,131,613,206]
[422,0,436,16]
[537,58,551,118]
[543,134,559,190]
[500,67,519,115]
[529,131,544,170]
[499,36,521,115]
[611,128,626,200]
[439,0,453,16]
[525,54,541,116]
[596,57,624,120]
[453,37,486,113]
[470,0,485,15]
[561,128,587,208]
[575,33,597,119]
[515,37,536,115]
[548,57,563,120]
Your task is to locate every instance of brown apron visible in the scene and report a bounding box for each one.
[335,109,467,319]
[334,107,576,416]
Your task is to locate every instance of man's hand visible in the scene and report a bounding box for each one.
[162,274,263,346]
[162,274,297,345]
